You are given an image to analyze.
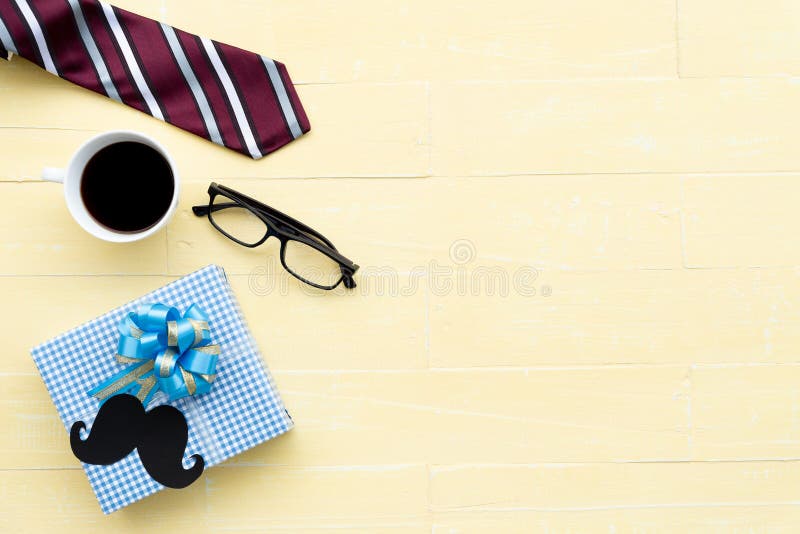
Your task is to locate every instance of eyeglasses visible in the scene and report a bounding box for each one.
[192,183,359,290]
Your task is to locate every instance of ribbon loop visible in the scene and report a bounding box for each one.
[90,303,221,404]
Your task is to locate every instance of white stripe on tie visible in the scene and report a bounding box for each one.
[261,57,303,140]
[99,1,165,120]
[67,0,121,103]
[199,36,262,159]
[160,23,224,146]
[14,0,57,74]
[0,15,18,55]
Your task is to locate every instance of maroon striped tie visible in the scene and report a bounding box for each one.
[0,0,310,159]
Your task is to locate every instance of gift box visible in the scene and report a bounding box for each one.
[30,265,293,514]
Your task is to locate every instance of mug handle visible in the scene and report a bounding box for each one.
[41,167,65,184]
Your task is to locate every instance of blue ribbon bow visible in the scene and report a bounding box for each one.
[89,303,220,406]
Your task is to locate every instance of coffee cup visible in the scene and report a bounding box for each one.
[41,130,179,243]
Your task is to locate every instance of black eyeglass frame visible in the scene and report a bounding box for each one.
[192,183,359,290]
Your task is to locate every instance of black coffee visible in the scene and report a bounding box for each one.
[81,142,174,233]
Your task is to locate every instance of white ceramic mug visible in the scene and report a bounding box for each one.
[42,130,179,243]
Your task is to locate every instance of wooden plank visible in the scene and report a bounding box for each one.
[206,465,429,530]
[430,268,800,367]
[0,128,96,183]
[430,462,800,510]
[233,367,690,465]
[431,80,800,176]
[6,462,800,532]
[166,178,435,275]
[164,0,677,83]
[0,367,689,469]
[0,467,429,531]
[0,59,429,180]
[682,174,800,268]
[423,175,682,270]
[679,0,800,77]
[0,274,425,375]
[6,0,800,529]
[167,175,681,276]
[0,374,74,469]
[0,183,168,275]
[433,507,800,533]
[692,364,800,460]
[228,276,428,371]
[0,277,178,375]
[0,469,208,531]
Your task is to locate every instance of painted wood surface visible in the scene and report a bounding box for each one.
[2,0,800,531]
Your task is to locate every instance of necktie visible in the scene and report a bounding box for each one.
[0,0,310,159]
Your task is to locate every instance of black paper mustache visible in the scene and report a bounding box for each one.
[70,394,204,489]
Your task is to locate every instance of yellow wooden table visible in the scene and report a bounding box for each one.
[3,0,800,531]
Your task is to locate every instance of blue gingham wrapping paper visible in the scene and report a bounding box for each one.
[30,265,293,514]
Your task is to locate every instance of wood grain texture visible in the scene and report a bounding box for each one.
[431,80,800,176]
[164,0,677,83]
[0,183,167,275]
[430,462,800,509]
[0,59,429,180]
[3,0,800,530]
[0,277,180,374]
[206,465,429,530]
[0,470,209,533]
[679,0,800,77]
[430,269,800,367]
[682,174,800,267]
[691,364,800,460]
[166,175,682,277]
[433,507,800,533]
[0,367,689,469]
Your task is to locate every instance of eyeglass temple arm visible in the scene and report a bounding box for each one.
[192,204,229,216]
